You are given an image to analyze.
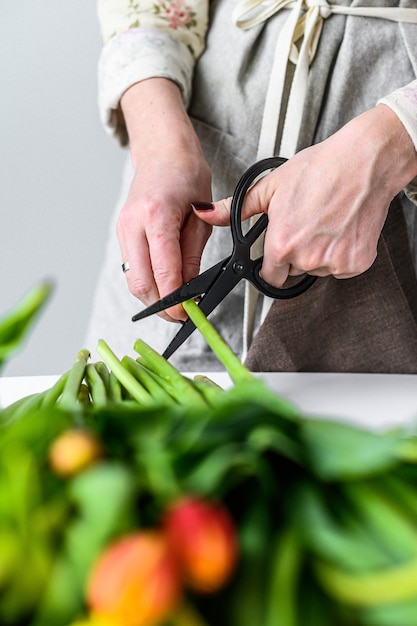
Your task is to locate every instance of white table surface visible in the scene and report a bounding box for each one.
[0,373,416,430]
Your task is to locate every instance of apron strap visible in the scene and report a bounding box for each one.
[234,0,417,159]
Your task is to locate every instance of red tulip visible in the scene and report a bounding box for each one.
[48,429,103,477]
[164,496,238,593]
[87,531,181,626]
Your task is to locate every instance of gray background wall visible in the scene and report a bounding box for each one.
[1,1,126,376]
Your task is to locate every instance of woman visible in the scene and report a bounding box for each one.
[86,0,417,372]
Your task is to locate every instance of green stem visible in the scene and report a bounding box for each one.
[95,361,111,391]
[192,374,224,406]
[122,356,174,406]
[108,371,123,403]
[1,392,46,424]
[95,360,123,404]
[41,371,70,408]
[57,349,90,412]
[133,339,207,408]
[182,299,254,384]
[97,339,154,406]
[85,363,109,408]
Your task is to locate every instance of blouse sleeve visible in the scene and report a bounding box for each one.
[378,79,417,205]
[97,0,209,145]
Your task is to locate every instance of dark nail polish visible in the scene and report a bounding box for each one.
[191,202,214,211]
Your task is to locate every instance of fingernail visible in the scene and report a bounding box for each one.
[191,202,214,212]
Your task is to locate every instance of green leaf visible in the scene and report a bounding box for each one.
[265,526,302,626]
[183,443,259,495]
[33,462,138,625]
[0,282,53,369]
[68,460,136,533]
[295,482,392,573]
[300,419,403,480]
[362,596,417,626]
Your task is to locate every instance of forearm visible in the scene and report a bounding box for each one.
[120,77,204,169]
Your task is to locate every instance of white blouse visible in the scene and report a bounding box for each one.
[97,0,417,196]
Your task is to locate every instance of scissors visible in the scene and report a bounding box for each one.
[132,156,317,359]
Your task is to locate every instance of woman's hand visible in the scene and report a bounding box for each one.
[195,105,417,287]
[118,78,212,321]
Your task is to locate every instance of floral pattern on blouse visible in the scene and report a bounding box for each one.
[98,0,207,59]
[97,0,208,143]
[153,0,197,31]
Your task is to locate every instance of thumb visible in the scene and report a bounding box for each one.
[191,199,233,226]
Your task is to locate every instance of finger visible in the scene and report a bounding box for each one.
[117,221,156,302]
[117,218,180,323]
[288,265,306,277]
[146,225,188,322]
[333,270,364,280]
[180,212,212,283]
[154,213,211,322]
[259,263,291,288]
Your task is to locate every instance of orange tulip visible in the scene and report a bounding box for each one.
[87,531,182,626]
[164,497,238,593]
[48,428,103,477]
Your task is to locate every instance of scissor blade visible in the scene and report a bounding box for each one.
[132,259,227,322]
[163,267,240,359]
[162,318,196,359]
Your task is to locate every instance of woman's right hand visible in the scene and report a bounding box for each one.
[118,78,212,322]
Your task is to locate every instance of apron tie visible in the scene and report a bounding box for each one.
[234,0,417,361]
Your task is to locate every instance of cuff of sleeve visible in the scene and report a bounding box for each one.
[98,27,195,145]
[378,80,417,205]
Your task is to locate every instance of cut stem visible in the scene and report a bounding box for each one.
[134,339,207,408]
[97,339,154,406]
[85,363,109,408]
[122,356,174,406]
[41,371,70,408]
[58,349,90,412]
[182,299,254,384]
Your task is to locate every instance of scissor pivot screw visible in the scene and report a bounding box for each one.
[233,261,244,274]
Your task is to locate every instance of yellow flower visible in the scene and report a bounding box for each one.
[48,429,103,477]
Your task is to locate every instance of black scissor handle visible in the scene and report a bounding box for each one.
[231,156,317,299]
[230,156,287,244]
[251,258,317,299]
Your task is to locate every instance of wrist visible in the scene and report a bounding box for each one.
[348,105,417,196]
[375,103,417,193]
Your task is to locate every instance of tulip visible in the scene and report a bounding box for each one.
[48,428,103,477]
[87,531,181,626]
[164,496,238,593]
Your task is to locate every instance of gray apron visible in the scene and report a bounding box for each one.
[86,0,417,373]
[245,195,417,372]
[187,0,417,373]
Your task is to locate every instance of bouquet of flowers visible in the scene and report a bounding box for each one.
[1,283,417,626]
